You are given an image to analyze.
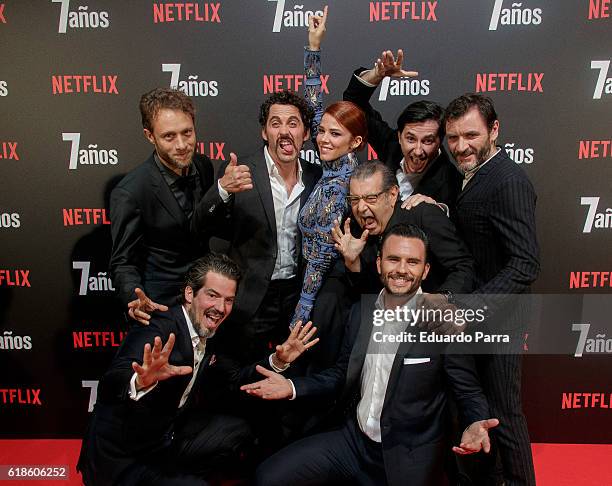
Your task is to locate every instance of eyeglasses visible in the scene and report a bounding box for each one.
[346,191,386,205]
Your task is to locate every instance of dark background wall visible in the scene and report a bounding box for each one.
[1,0,611,443]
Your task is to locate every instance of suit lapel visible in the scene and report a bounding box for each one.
[457,149,501,203]
[345,296,377,391]
[147,155,188,226]
[252,157,277,239]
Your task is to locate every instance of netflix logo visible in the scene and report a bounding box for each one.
[63,208,110,226]
[73,331,127,349]
[0,388,42,406]
[153,2,221,23]
[476,72,543,93]
[578,140,611,160]
[0,270,31,288]
[0,142,19,160]
[196,141,227,161]
[562,392,612,409]
[262,74,330,94]
[369,1,438,22]
[51,75,118,95]
[569,272,612,289]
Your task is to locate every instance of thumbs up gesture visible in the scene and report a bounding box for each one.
[219,152,253,193]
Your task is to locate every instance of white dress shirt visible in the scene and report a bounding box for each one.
[218,146,304,280]
[357,288,422,442]
[129,306,206,408]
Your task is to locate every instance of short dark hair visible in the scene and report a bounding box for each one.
[396,100,445,139]
[444,93,498,132]
[258,90,315,128]
[351,160,398,193]
[180,253,242,303]
[140,88,195,132]
[379,223,429,260]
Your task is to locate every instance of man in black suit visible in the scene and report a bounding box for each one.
[343,49,461,209]
[78,253,318,485]
[110,88,214,324]
[243,224,497,486]
[332,161,473,309]
[443,94,540,485]
[192,90,322,363]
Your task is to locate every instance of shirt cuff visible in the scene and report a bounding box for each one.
[288,379,297,400]
[355,72,377,88]
[269,354,290,373]
[128,373,158,401]
[437,202,450,217]
[218,180,231,203]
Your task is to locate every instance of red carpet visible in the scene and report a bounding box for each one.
[0,440,610,485]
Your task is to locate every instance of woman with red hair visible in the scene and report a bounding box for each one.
[291,6,367,331]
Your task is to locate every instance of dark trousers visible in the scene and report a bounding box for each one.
[236,277,300,364]
[115,413,252,486]
[255,419,386,486]
[462,354,535,486]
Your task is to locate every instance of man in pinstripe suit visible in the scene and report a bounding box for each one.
[443,93,540,486]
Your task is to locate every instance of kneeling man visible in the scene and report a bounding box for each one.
[243,224,497,486]
[78,253,317,485]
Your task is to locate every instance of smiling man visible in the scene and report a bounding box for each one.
[343,49,461,207]
[78,253,318,485]
[245,224,496,486]
[110,88,214,324]
[332,161,473,301]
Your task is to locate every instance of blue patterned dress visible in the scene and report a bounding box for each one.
[290,48,360,328]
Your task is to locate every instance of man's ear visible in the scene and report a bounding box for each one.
[489,120,500,145]
[376,254,382,275]
[143,128,155,145]
[388,185,399,205]
[422,262,430,281]
[184,286,194,304]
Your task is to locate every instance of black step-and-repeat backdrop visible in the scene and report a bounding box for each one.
[1,1,611,444]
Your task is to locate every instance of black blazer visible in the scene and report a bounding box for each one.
[77,305,263,486]
[343,68,462,209]
[191,150,322,326]
[353,201,474,295]
[292,298,490,486]
[110,153,214,307]
[453,149,540,324]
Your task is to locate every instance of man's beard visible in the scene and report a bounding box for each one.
[382,271,419,297]
[188,307,217,340]
[455,140,493,174]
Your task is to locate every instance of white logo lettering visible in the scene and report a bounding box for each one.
[62,133,118,170]
[504,143,534,164]
[269,0,324,32]
[72,261,115,295]
[489,0,542,30]
[591,60,612,99]
[379,77,430,101]
[161,64,219,97]
[52,0,110,33]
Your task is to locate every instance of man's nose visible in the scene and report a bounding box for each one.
[413,141,424,155]
[176,135,188,149]
[456,137,468,153]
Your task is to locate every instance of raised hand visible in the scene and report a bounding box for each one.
[219,152,253,194]
[453,418,500,455]
[240,365,293,400]
[132,333,193,390]
[308,5,328,50]
[274,320,319,366]
[331,217,368,272]
[374,49,419,79]
[127,287,169,326]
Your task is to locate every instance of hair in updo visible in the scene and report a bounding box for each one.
[323,101,368,150]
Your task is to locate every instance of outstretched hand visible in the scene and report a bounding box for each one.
[240,365,293,400]
[308,5,328,50]
[132,333,193,390]
[275,320,319,365]
[331,217,368,272]
[453,418,500,455]
[374,49,419,80]
[127,288,169,326]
